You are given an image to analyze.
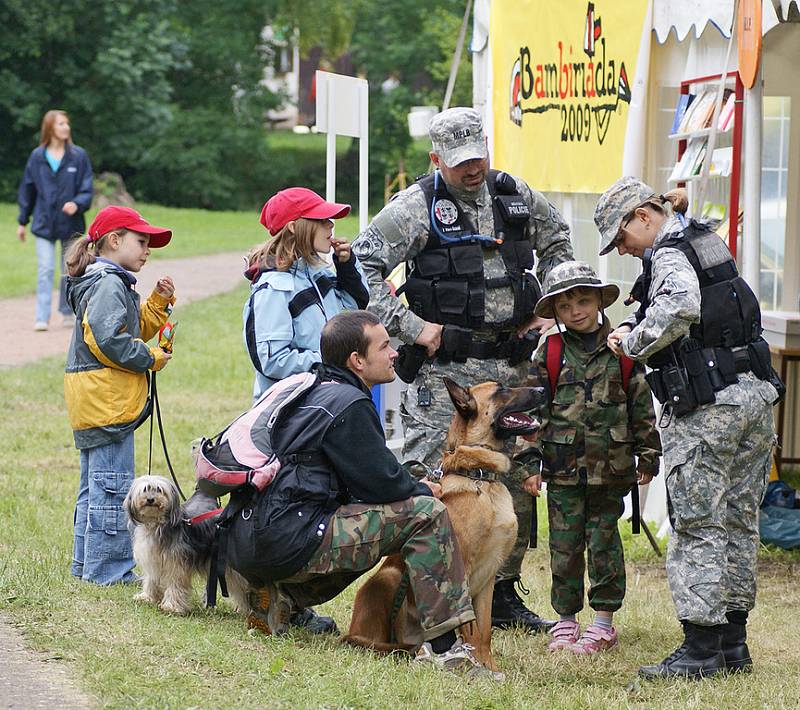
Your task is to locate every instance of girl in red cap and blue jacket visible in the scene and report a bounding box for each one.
[63,206,175,585]
[243,187,369,401]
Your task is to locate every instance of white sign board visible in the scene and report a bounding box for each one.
[315,71,369,232]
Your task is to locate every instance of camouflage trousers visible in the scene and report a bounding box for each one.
[401,356,534,580]
[280,496,476,640]
[663,373,776,626]
[547,482,628,615]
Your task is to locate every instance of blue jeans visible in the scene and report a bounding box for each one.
[72,433,137,584]
[35,237,72,323]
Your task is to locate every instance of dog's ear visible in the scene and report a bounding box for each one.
[443,377,477,419]
[123,484,142,526]
[166,481,183,528]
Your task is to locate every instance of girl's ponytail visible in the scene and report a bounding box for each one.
[661,188,689,215]
[65,236,94,277]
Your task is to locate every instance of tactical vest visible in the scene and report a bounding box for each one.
[632,220,778,414]
[399,169,541,331]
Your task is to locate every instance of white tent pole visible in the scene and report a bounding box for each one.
[358,82,369,233]
[743,63,763,295]
[326,75,337,202]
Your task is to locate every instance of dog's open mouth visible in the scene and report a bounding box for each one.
[497,411,539,435]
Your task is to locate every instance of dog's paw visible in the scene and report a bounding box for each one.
[159,600,191,615]
[134,590,160,604]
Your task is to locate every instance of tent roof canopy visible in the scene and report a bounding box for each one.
[653,0,799,44]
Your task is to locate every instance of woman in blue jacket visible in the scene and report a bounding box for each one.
[17,109,94,331]
[243,187,369,401]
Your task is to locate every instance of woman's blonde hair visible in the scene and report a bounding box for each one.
[248,217,324,273]
[641,188,689,216]
[39,110,72,147]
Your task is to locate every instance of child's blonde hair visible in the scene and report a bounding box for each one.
[247,217,324,273]
[65,229,128,277]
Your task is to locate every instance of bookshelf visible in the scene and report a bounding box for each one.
[667,72,744,259]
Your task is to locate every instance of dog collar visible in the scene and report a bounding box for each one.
[451,468,500,483]
[185,508,224,526]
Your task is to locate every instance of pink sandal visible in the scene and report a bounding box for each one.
[570,624,618,655]
[548,619,580,651]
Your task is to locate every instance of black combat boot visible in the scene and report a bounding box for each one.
[721,610,752,673]
[491,577,555,633]
[639,621,726,680]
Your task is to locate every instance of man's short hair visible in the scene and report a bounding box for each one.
[321,310,381,368]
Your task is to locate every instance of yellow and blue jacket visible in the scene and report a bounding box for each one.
[64,260,174,449]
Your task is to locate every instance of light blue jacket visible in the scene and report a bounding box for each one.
[243,255,369,400]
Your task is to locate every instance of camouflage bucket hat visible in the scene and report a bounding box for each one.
[429,107,488,168]
[534,260,620,319]
[595,176,658,256]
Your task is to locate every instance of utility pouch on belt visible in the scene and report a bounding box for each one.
[395,344,428,384]
[648,365,697,417]
[507,330,540,366]
[682,345,718,407]
[439,325,473,363]
[748,338,786,404]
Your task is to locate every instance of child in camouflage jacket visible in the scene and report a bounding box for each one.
[523,261,661,655]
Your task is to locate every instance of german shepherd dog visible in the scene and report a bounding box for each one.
[343,379,545,674]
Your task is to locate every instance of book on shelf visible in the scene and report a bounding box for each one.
[669,137,706,182]
[709,146,733,177]
[717,91,736,131]
[671,93,695,135]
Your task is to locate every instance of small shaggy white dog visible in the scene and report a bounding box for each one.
[123,475,250,615]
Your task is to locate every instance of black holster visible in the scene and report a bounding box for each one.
[395,344,428,384]
[748,338,786,404]
[646,365,697,417]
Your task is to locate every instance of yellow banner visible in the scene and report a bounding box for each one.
[491,0,648,193]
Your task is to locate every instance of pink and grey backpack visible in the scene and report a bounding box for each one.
[194,372,318,498]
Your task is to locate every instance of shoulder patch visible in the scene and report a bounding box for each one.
[352,226,385,261]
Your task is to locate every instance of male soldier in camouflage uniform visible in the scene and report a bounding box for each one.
[352,107,574,632]
[229,311,486,675]
[596,177,779,679]
[522,261,661,654]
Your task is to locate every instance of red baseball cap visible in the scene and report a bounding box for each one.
[88,206,172,248]
[259,187,350,236]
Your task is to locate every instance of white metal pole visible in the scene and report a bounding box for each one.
[358,82,369,233]
[742,64,763,296]
[326,74,336,203]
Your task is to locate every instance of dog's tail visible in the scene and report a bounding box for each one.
[340,635,418,656]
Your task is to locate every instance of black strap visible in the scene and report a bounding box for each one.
[205,490,254,607]
[529,495,538,548]
[147,370,186,501]
[631,484,640,535]
[288,275,337,318]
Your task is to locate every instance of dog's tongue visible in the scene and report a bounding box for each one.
[499,411,538,434]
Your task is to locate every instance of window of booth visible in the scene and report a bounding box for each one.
[760,96,790,312]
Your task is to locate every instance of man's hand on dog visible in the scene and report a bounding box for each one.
[522,474,542,497]
[421,479,443,498]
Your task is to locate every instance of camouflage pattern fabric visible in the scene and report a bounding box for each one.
[526,318,661,486]
[352,166,573,581]
[534,260,620,320]
[428,107,488,167]
[547,482,629,614]
[617,215,702,358]
[594,176,658,255]
[279,496,476,640]
[663,372,776,625]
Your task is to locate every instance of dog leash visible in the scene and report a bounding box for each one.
[147,370,187,501]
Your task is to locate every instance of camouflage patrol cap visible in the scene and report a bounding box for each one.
[595,176,658,256]
[534,260,620,319]
[429,107,488,168]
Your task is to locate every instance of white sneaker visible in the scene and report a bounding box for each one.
[34,321,48,331]
[415,640,496,679]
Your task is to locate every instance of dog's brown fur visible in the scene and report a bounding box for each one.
[343,379,544,671]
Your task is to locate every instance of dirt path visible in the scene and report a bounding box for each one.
[0,617,94,709]
[1,252,246,369]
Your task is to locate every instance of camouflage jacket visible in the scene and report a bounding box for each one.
[526,320,661,485]
[351,175,573,344]
[619,215,702,361]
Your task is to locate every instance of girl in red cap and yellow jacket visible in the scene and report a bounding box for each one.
[63,205,175,584]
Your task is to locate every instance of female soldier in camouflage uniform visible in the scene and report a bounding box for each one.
[596,177,778,680]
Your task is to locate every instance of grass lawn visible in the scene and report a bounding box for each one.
[2,287,800,708]
[0,202,362,300]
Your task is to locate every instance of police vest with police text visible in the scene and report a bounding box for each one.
[399,169,540,330]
